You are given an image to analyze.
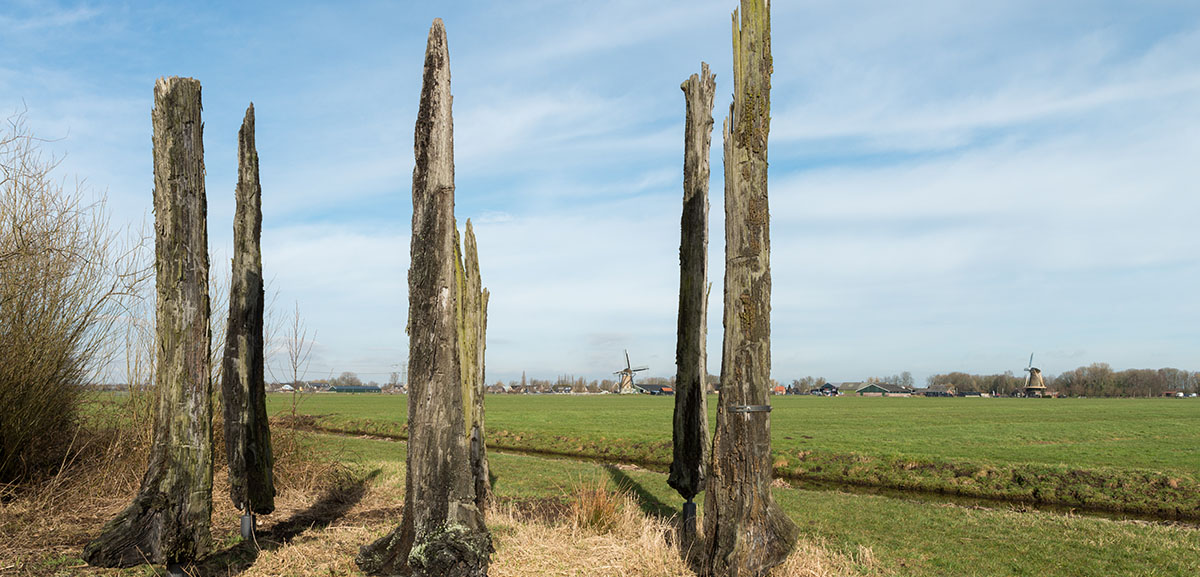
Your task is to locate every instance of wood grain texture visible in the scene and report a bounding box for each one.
[462,221,492,511]
[669,62,715,505]
[84,76,213,568]
[221,103,275,516]
[356,19,491,577]
[702,2,800,575]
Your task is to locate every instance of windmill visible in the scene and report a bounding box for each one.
[613,350,649,394]
[1023,353,1047,397]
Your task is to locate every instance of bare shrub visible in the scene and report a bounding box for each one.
[0,111,144,485]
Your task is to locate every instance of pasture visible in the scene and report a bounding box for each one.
[275,394,1200,519]
[276,393,1200,576]
[277,394,1200,474]
[10,393,1199,576]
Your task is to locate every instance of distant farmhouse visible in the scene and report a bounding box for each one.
[854,383,915,397]
[921,384,956,397]
[835,382,864,395]
[329,384,382,393]
[809,383,841,396]
[635,384,674,395]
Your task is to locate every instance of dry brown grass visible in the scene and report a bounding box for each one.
[1,431,875,577]
[0,421,149,570]
[489,484,875,577]
[567,476,623,534]
[772,540,881,577]
[0,415,348,575]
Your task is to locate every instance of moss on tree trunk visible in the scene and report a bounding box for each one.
[83,76,213,568]
[458,221,491,511]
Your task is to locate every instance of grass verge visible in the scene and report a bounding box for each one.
[278,395,1200,521]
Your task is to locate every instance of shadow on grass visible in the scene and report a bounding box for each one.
[268,468,381,542]
[192,467,382,576]
[600,464,710,571]
[603,464,676,520]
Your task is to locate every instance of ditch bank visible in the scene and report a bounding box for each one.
[279,415,1200,525]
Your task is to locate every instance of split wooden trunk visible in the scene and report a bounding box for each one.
[670,62,716,544]
[356,18,491,577]
[702,1,800,575]
[84,76,213,568]
[458,221,492,511]
[221,103,276,516]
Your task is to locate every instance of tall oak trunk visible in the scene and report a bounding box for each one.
[670,62,715,542]
[221,103,275,516]
[702,2,799,575]
[356,19,491,577]
[84,76,213,568]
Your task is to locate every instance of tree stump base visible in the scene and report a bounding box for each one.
[409,524,493,577]
[83,490,209,567]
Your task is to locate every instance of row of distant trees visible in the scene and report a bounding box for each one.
[779,365,1199,398]
[925,364,1197,397]
[312,364,1198,398]
[514,374,623,394]
[790,373,917,390]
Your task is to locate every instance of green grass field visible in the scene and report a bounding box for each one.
[277,394,1200,473]
[297,426,1200,576]
[272,393,1200,519]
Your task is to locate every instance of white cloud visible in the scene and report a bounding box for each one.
[5,1,1200,386]
[0,3,100,32]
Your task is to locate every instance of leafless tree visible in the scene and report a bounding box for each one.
[0,110,145,484]
[281,301,315,417]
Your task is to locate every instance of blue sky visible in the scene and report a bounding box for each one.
[3,0,1198,385]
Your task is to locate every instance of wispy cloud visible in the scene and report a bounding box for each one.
[0,3,100,32]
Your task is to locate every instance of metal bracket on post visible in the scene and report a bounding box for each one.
[682,499,697,541]
[241,513,255,540]
[727,404,772,414]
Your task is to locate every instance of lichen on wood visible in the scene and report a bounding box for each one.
[460,220,491,510]
[83,76,213,568]
[220,102,275,516]
[701,1,800,575]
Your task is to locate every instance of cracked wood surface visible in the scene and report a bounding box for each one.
[84,76,213,568]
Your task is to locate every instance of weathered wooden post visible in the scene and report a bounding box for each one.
[459,221,492,510]
[356,19,492,577]
[221,103,275,539]
[669,62,716,547]
[702,1,799,575]
[84,77,213,573]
